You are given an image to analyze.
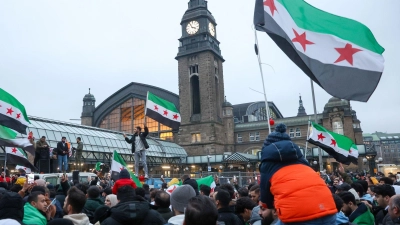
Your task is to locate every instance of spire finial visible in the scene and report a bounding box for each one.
[224,96,227,102]
[89,88,91,94]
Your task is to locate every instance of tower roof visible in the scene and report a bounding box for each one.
[83,88,95,101]
[324,97,349,108]
[297,94,307,117]
[222,96,232,107]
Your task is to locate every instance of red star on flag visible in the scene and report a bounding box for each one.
[330,139,337,147]
[292,29,314,51]
[6,108,14,115]
[334,43,362,65]
[154,105,158,111]
[16,113,21,119]
[167,185,177,194]
[24,167,27,170]
[349,149,352,154]
[264,0,278,16]
[173,114,179,120]
[120,167,124,171]
[163,110,168,116]
[317,133,326,141]
[11,148,17,153]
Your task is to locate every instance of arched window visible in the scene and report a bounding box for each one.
[332,117,344,134]
[190,74,201,114]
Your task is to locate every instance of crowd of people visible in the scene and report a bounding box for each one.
[2,123,400,225]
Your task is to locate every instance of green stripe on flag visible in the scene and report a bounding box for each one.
[148,92,179,113]
[0,88,30,123]
[276,0,384,54]
[311,122,354,150]
[0,125,17,139]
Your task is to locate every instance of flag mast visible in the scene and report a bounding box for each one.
[254,29,271,133]
[310,80,323,172]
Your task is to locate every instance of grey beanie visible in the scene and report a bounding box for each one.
[170,185,196,213]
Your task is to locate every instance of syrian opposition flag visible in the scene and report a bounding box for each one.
[0,125,35,156]
[307,122,359,165]
[0,88,30,134]
[110,150,142,187]
[16,165,32,174]
[6,147,37,171]
[197,175,217,193]
[95,162,104,171]
[145,91,181,129]
[254,0,384,102]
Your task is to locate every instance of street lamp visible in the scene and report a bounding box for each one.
[313,160,318,165]
[363,158,368,164]
[378,157,383,163]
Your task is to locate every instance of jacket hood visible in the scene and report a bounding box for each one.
[361,194,374,204]
[249,205,262,224]
[261,140,307,163]
[336,211,349,224]
[109,199,150,224]
[64,213,91,225]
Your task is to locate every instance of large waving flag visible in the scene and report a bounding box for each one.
[254,0,384,102]
[0,88,30,134]
[145,91,181,129]
[6,147,37,171]
[307,122,359,165]
[0,125,35,156]
[16,165,32,174]
[110,150,142,187]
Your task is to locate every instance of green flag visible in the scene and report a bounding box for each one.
[254,0,384,102]
[0,88,30,134]
[110,150,142,187]
[307,122,359,165]
[0,125,35,155]
[145,91,180,129]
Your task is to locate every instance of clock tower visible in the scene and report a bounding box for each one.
[176,0,234,156]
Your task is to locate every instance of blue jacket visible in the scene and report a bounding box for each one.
[259,140,310,208]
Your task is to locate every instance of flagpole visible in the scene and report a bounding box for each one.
[254,28,271,133]
[310,79,323,172]
[2,146,7,180]
[305,116,311,159]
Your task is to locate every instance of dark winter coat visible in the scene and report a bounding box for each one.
[100,196,165,225]
[124,126,149,153]
[217,207,243,225]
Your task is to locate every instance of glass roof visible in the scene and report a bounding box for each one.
[22,116,187,158]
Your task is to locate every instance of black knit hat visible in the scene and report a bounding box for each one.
[47,218,74,225]
[119,169,130,179]
[0,191,24,222]
[265,123,291,145]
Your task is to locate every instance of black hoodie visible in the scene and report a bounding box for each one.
[0,191,24,223]
[101,196,165,225]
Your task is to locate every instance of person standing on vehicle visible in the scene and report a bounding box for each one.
[123,124,149,178]
[73,137,83,171]
[35,136,49,167]
[57,137,69,173]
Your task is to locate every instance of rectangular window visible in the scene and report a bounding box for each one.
[295,128,301,137]
[237,134,242,143]
[255,132,260,141]
[289,128,294,138]
[191,133,201,143]
[249,133,255,142]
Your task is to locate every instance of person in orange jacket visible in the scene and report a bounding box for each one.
[259,124,337,224]
[112,169,137,194]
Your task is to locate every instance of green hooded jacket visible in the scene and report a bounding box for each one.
[23,202,47,225]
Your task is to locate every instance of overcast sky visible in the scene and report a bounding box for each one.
[0,1,399,134]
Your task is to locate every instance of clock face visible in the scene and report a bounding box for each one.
[186,21,199,35]
[209,22,215,36]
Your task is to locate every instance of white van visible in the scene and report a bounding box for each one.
[27,174,59,186]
